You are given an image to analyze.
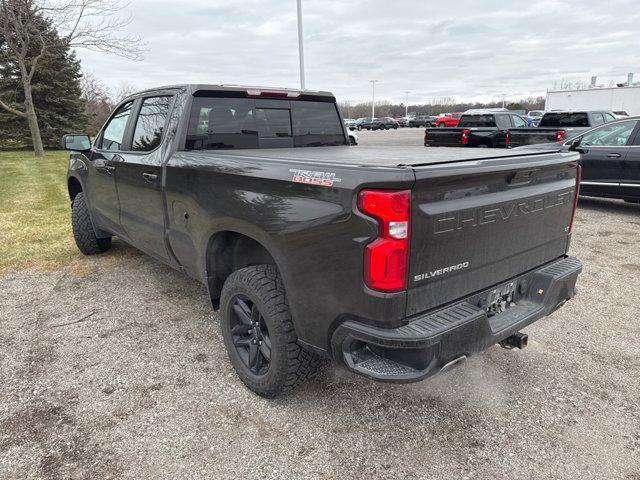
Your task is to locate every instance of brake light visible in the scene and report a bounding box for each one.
[358,189,411,292]
[556,129,566,142]
[246,89,300,98]
[505,129,510,147]
[461,129,470,145]
[569,164,581,233]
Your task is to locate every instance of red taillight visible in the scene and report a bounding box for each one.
[556,129,566,142]
[505,129,510,147]
[461,129,470,145]
[569,164,581,233]
[358,189,411,292]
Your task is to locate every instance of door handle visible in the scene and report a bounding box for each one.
[142,172,158,182]
[606,153,622,158]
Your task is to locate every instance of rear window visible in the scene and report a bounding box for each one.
[539,112,589,127]
[458,115,496,128]
[185,96,345,150]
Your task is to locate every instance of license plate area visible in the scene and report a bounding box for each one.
[483,281,516,317]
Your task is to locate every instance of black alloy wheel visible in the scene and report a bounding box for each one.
[229,295,272,376]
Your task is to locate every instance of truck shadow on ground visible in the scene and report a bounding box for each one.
[577,196,640,216]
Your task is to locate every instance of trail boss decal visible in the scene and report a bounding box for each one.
[290,169,342,187]
[414,261,470,282]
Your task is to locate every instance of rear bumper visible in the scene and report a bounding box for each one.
[331,256,582,383]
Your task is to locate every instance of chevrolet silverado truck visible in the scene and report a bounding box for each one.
[424,112,529,148]
[62,84,583,398]
[508,111,617,148]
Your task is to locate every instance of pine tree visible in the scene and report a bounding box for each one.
[0,14,86,150]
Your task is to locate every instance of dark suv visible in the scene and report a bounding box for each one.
[371,117,399,130]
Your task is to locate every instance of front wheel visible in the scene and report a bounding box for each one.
[220,265,323,398]
[71,192,112,255]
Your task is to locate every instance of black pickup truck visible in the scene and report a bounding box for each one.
[508,111,617,148]
[409,115,437,128]
[62,84,583,397]
[424,112,529,148]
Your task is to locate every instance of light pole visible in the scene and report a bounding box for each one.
[296,0,305,90]
[369,80,378,118]
[404,91,410,117]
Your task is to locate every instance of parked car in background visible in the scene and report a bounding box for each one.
[528,110,545,126]
[507,110,616,148]
[395,117,409,127]
[424,112,529,148]
[370,117,399,130]
[343,118,356,129]
[409,115,437,128]
[515,117,640,203]
[613,111,629,119]
[355,117,374,130]
[347,128,358,145]
[61,83,583,396]
[435,112,463,128]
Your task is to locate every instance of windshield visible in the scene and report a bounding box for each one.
[458,115,496,127]
[185,96,345,149]
[540,112,589,127]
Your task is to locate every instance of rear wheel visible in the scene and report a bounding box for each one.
[220,265,323,398]
[357,125,362,131]
[438,123,445,127]
[71,192,111,255]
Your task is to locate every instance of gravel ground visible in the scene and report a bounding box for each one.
[1,130,639,479]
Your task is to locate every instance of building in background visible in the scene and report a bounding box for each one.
[546,73,640,115]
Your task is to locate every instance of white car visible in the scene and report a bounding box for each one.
[347,128,358,145]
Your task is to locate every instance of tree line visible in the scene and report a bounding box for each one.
[338,96,545,119]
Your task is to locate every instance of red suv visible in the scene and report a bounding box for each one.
[435,112,463,127]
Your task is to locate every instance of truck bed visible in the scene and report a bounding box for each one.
[185,145,562,168]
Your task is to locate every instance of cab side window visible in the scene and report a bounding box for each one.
[131,96,172,152]
[512,115,527,128]
[591,113,605,126]
[99,101,133,151]
[580,120,637,147]
[495,115,512,130]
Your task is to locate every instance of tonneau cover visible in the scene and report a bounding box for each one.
[186,145,562,168]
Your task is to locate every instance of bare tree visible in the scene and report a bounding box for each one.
[113,81,137,102]
[80,70,112,135]
[0,0,142,156]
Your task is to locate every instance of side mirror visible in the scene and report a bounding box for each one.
[568,137,583,152]
[61,134,91,152]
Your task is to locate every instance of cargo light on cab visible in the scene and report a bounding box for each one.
[357,189,411,292]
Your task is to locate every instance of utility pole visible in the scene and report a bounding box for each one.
[404,91,410,117]
[369,80,378,118]
[297,0,305,90]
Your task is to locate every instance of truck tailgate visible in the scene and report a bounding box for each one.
[425,128,463,147]
[407,152,579,316]
[508,128,561,148]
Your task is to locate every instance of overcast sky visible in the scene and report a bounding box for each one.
[77,0,640,104]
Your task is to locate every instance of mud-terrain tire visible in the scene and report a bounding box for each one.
[220,264,323,398]
[71,192,112,254]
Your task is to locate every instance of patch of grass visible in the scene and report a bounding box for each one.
[0,151,136,274]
